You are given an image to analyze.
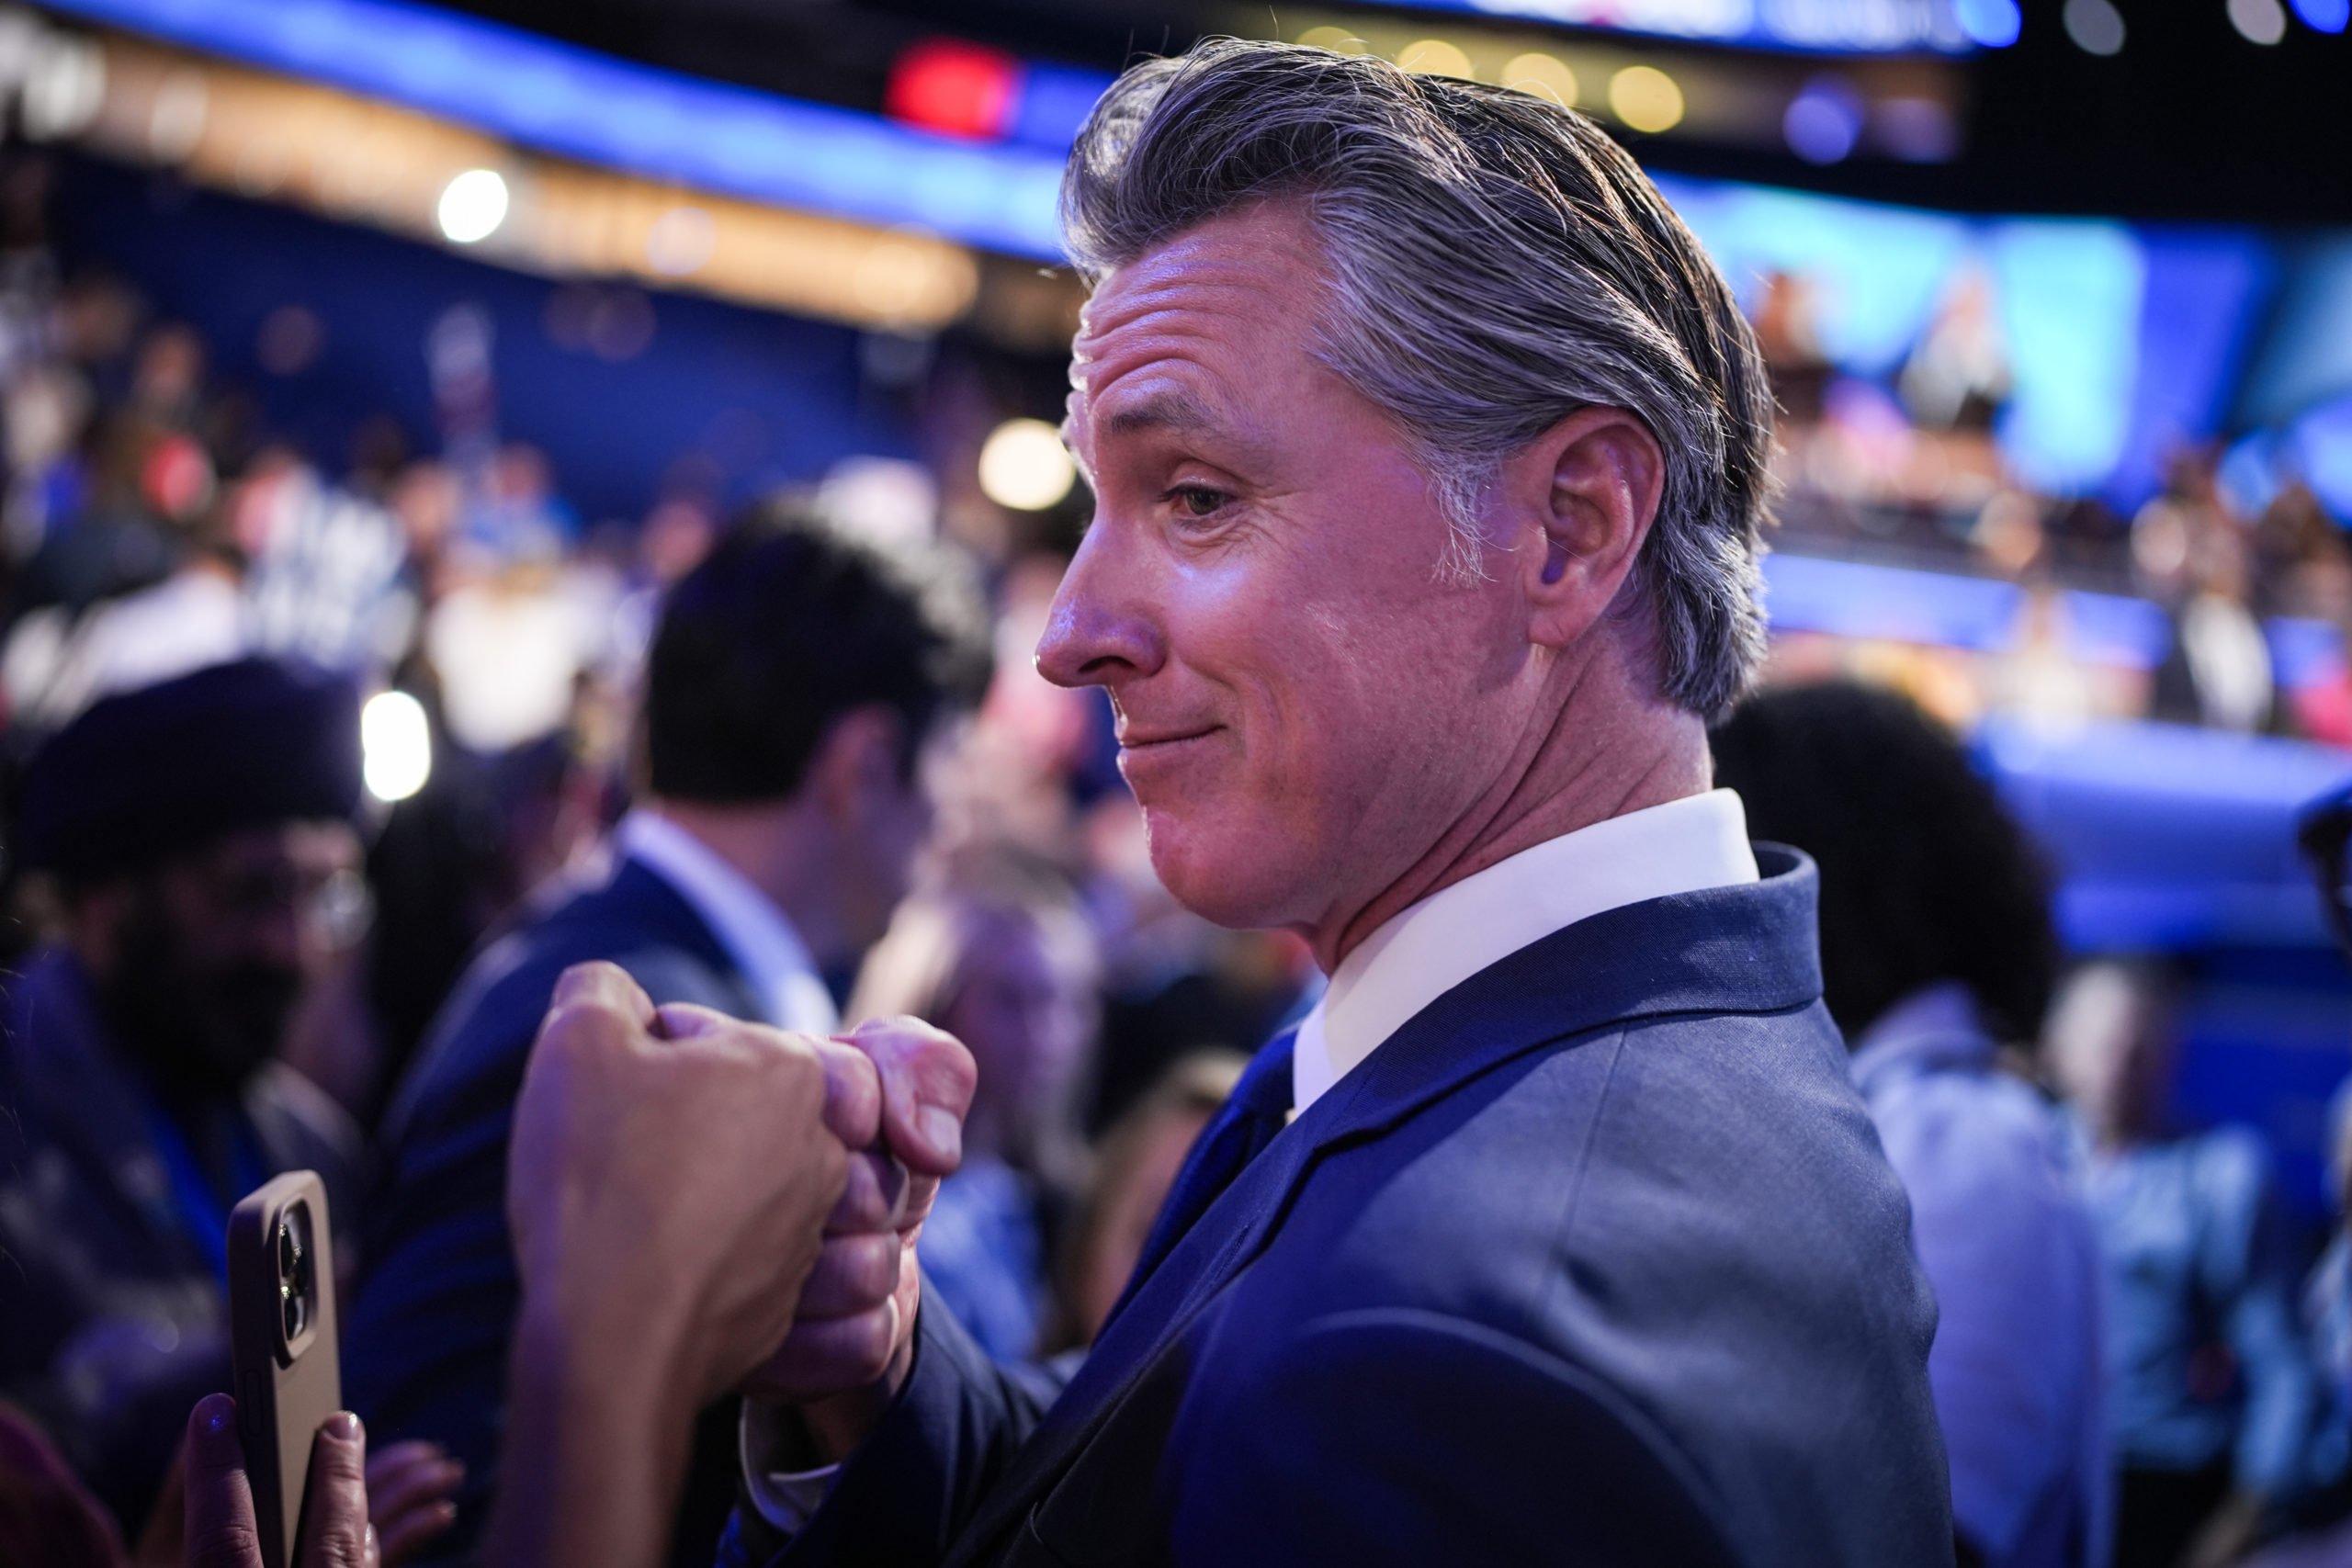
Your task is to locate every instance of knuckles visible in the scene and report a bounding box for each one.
[830,1150,909,1234]
[847,1301,900,1382]
[823,1231,902,1304]
[188,1523,263,1568]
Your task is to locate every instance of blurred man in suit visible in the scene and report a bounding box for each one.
[342,501,989,1564]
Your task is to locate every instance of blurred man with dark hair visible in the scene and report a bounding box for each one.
[1713,681,2107,1568]
[0,659,371,1535]
[2048,958,2316,1568]
[343,498,991,1566]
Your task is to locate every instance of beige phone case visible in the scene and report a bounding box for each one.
[227,1170,341,1568]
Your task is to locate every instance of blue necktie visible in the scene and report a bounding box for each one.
[1110,1032,1297,1326]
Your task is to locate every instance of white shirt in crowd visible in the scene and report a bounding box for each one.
[616,810,839,1038]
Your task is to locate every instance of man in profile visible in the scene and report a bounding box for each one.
[211,39,1952,1568]
[717,38,1952,1567]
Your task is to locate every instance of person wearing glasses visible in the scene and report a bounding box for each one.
[0,658,455,1557]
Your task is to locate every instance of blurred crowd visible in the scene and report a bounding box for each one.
[0,152,1312,1129]
[1755,266,2349,744]
[0,152,1313,1567]
[0,149,2346,1568]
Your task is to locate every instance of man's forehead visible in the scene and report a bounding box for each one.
[1070,207,1321,368]
[1065,209,1324,446]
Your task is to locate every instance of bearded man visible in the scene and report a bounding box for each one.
[0,659,368,1537]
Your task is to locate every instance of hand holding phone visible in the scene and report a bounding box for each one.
[226,1172,340,1568]
[179,1392,371,1568]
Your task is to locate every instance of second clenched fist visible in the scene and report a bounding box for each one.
[747,1013,977,1405]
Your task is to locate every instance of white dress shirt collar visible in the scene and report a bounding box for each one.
[615,809,840,1036]
[1290,788,1760,1115]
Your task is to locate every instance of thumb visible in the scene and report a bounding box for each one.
[184,1394,262,1568]
[847,1017,976,1179]
[550,961,658,1029]
[811,1039,883,1150]
[297,1413,375,1568]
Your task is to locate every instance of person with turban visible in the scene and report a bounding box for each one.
[0,658,374,1541]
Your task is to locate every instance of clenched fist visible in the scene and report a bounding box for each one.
[507,961,865,1403]
[486,962,888,1566]
[748,1013,978,1457]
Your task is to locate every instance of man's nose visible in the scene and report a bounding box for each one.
[1034,525,1164,691]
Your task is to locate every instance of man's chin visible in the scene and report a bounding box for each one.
[1142,811,1299,931]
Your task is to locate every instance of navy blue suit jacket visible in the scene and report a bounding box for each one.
[346,857,769,1566]
[731,847,1951,1568]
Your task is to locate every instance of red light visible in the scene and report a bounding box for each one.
[887,38,1022,141]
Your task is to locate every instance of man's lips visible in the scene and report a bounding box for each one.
[1117,725,1220,751]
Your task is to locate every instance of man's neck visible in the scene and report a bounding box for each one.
[1307,684,1713,976]
[637,798,845,973]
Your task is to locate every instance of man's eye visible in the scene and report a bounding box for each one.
[1167,486,1229,519]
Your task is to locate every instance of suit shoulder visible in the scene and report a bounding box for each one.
[386,886,739,1149]
[1273,1002,1949,1562]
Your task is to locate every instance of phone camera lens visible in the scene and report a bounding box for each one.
[275,1213,311,1340]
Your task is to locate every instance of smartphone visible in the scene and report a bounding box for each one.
[227,1171,341,1568]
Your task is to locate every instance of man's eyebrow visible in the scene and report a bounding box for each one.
[1099,391,1227,439]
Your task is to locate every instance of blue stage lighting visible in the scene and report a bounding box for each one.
[1957,0,2025,47]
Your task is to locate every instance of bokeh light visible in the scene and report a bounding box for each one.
[978,418,1077,511]
[1295,25,1367,53]
[1502,52,1577,107]
[362,690,433,803]
[2229,0,2290,42]
[645,206,715,276]
[435,169,509,244]
[1956,0,2024,47]
[2064,0,2127,54]
[1784,76,1864,164]
[1609,66,1684,134]
[1396,39,1473,79]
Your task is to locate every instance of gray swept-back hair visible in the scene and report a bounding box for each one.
[1061,38,1777,718]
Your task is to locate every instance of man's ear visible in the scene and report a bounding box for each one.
[1498,406,1665,651]
[807,705,907,820]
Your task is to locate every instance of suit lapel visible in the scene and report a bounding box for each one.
[608,857,786,1026]
[950,848,1825,1563]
